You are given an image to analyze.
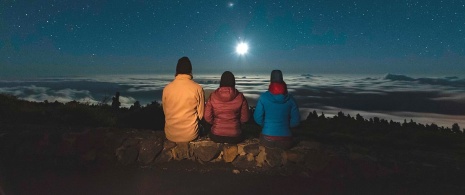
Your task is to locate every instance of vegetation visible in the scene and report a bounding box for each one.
[0,93,164,130]
[2,93,464,193]
[1,93,464,152]
[293,110,465,167]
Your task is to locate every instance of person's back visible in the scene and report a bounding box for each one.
[162,57,204,143]
[253,70,300,149]
[204,71,249,143]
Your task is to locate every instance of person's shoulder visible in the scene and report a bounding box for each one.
[257,91,271,100]
[235,91,245,100]
[163,81,175,89]
[191,81,203,89]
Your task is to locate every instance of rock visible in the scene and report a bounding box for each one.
[237,143,247,155]
[244,143,260,156]
[255,146,266,167]
[246,153,255,162]
[122,138,140,147]
[163,140,177,150]
[232,169,240,174]
[172,142,190,160]
[265,147,286,167]
[138,136,163,164]
[114,133,141,165]
[154,149,173,163]
[104,132,127,152]
[190,141,220,162]
[232,155,256,168]
[223,144,238,163]
[233,139,260,155]
[210,151,223,162]
[117,146,139,165]
[286,150,305,163]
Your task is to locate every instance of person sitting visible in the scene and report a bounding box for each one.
[162,57,205,145]
[253,70,300,149]
[204,71,249,144]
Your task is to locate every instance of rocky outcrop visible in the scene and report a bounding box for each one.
[0,127,411,178]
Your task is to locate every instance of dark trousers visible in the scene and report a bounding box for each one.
[209,133,244,144]
[259,134,293,150]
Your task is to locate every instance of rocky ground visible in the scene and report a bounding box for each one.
[1,125,465,195]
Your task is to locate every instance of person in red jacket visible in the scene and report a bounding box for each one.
[204,71,249,143]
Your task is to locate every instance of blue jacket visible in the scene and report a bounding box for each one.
[253,90,300,136]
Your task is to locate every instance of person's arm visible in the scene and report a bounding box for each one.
[289,95,300,128]
[198,88,205,120]
[204,97,214,124]
[162,88,167,113]
[240,94,249,123]
[253,97,265,127]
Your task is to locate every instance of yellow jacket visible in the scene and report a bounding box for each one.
[162,74,205,142]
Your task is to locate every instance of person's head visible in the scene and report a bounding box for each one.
[270,70,284,83]
[176,56,192,76]
[220,71,235,88]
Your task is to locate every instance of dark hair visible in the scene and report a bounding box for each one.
[220,71,235,87]
[176,56,192,75]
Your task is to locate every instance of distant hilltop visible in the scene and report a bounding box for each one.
[384,73,465,87]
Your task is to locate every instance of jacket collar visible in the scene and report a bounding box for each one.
[175,74,193,80]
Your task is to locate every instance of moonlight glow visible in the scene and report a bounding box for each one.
[236,42,249,55]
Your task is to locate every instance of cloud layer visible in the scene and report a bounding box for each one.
[1,73,464,128]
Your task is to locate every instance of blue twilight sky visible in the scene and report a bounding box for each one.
[1,0,465,77]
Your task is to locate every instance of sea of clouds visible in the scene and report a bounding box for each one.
[1,73,464,128]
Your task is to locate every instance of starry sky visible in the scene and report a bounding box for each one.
[1,0,465,77]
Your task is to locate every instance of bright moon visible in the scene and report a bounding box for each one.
[236,42,249,55]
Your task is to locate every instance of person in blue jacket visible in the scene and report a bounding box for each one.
[253,70,300,149]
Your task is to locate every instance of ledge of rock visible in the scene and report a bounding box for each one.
[1,127,402,178]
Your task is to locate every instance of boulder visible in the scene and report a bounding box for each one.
[190,140,220,162]
[138,136,163,164]
[286,150,305,164]
[255,146,266,167]
[244,143,260,156]
[122,138,140,148]
[154,149,173,163]
[265,147,286,167]
[246,153,255,162]
[237,143,247,155]
[223,144,238,163]
[104,131,127,153]
[172,142,190,160]
[116,145,139,165]
[232,155,256,168]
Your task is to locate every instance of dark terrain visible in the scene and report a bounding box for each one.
[1,94,465,194]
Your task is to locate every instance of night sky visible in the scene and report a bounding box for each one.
[1,0,465,77]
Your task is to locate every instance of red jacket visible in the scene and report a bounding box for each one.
[204,87,249,137]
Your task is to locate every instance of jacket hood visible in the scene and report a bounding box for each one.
[211,87,239,102]
[268,82,287,95]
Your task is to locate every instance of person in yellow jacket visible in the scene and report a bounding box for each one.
[162,56,205,143]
